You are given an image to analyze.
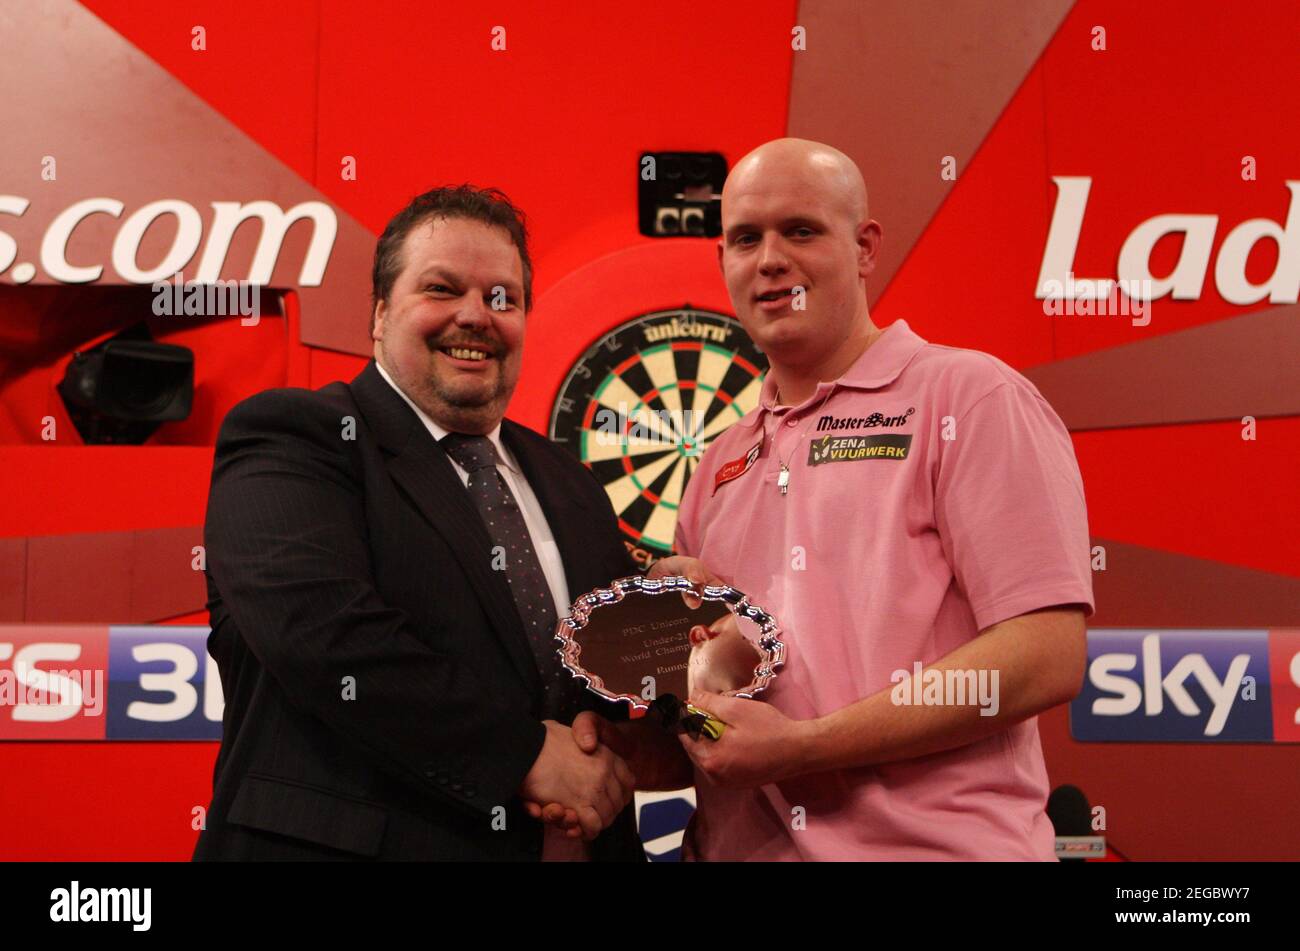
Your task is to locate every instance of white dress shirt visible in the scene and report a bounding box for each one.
[375,361,589,862]
[375,361,573,620]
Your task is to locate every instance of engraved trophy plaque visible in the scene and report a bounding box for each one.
[555,575,784,740]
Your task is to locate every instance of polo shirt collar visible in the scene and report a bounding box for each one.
[738,319,927,431]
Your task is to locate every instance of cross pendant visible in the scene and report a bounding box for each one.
[777,465,790,495]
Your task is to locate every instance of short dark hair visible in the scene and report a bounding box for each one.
[369,185,534,333]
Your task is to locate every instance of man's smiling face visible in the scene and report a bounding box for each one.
[717,143,879,374]
[372,216,526,434]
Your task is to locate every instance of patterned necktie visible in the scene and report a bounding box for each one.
[439,433,577,722]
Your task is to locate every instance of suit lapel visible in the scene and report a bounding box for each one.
[348,360,540,694]
[501,421,598,605]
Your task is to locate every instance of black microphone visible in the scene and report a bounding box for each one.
[1047,784,1096,861]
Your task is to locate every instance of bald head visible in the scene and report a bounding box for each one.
[722,138,868,228]
[714,138,883,393]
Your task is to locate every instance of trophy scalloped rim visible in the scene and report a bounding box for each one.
[554,574,785,713]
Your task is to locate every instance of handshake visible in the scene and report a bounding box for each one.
[518,711,636,841]
[516,555,724,840]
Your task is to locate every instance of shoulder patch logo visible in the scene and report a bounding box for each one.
[712,440,763,495]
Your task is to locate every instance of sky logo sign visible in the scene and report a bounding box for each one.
[1070,629,1300,743]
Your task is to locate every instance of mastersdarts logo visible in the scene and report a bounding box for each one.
[808,433,912,465]
[815,407,915,431]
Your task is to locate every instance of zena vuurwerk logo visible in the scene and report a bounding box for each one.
[808,433,912,465]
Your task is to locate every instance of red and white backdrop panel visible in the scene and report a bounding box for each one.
[0,0,1296,859]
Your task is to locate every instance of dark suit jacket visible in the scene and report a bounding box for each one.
[193,358,644,861]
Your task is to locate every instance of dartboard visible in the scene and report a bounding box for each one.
[549,308,768,567]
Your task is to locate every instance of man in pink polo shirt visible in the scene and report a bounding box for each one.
[649,138,1095,860]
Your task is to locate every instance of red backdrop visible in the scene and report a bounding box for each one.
[1,0,1296,860]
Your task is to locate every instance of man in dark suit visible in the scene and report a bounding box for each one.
[194,185,643,861]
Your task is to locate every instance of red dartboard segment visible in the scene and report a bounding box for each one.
[613,354,643,377]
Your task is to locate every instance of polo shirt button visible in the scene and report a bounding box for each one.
[786,418,797,427]
[437,776,449,785]
[450,782,463,792]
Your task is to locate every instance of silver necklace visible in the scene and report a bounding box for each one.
[770,328,885,494]
[772,385,835,495]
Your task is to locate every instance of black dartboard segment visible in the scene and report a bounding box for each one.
[549,308,768,567]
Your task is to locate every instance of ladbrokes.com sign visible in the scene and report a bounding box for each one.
[0,197,336,286]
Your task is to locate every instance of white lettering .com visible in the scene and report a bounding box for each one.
[0,197,337,286]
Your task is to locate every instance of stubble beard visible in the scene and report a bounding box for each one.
[421,358,513,433]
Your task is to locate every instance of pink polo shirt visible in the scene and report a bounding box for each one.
[673,319,1094,861]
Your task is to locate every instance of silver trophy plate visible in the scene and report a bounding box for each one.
[555,574,784,736]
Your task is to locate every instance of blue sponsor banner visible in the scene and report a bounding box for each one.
[106,626,222,740]
[1071,629,1274,742]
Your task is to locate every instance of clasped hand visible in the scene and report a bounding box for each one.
[519,713,635,841]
